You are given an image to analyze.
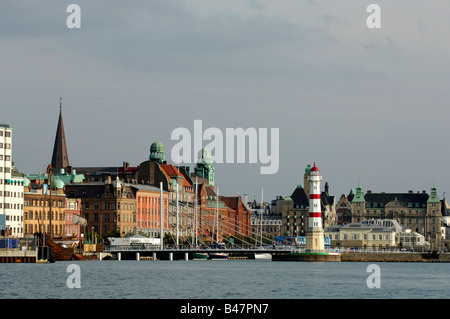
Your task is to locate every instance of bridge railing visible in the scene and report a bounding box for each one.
[104,244,293,252]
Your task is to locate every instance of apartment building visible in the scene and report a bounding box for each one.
[0,124,24,237]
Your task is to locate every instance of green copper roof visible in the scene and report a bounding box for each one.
[304,165,312,175]
[25,171,85,187]
[351,185,366,203]
[150,142,165,152]
[427,185,440,203]
[149,142,165,163]
[284,196,293,201]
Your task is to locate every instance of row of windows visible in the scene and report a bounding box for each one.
[338,234,390,240]
[84,212,135,223]
[356,209,437,215]
[4,215,23,221]
[0,131,12,137]
[0,155,11,161]
[0,191,24,198]
[365,202,428,208]
[24,211,65,221]
[0,143,11,149]
[25,199,65,208]
[84,201,136,211]
[24,224,64,235]
[0,203,23,210]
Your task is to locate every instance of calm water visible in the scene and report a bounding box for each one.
[0,260,449,299]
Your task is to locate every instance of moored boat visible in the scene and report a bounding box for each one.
[254,253,272,260]
[209,252,228,260]
[193,252,208,260]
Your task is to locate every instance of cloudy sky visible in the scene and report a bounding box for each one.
[2,0,450,202]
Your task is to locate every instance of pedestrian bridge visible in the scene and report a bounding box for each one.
[104,244,292,254]
[101,245,340,261]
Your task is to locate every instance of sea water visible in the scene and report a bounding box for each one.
[0,260,448,299]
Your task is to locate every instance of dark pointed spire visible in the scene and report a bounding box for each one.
[51,98,69,171]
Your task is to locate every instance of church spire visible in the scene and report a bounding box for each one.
[51,98,69,171]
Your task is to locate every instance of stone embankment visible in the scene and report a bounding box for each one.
[341,252,450,262]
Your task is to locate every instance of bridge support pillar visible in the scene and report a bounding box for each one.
[117,253,121,261]
[136,252,140,261]
[153,252,157,261]
[169,252,173,261]
[185,253,188,261]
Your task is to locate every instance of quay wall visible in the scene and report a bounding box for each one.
[0,249,38,263]
[340,252,450,262]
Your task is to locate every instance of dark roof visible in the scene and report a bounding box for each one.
[290,187,309,207]
[364,192,429,204]
[51,106,69,170]
[73,167,119,175]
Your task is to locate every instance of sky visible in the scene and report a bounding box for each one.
[1,0,450,203]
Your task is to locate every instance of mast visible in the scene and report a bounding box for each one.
[194,177,198,247]
[49,167,53,240]
[160,182,163,249]
[215,186,219,243]
[260,187,263,247]
[176,183,179,247]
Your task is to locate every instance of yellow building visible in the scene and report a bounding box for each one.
[324,219,396,250]
[24,178,67,238]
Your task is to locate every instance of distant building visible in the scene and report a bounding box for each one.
[132,183,169,238]
[349,185,442,243]
[336,193,352,225]
[250,197,282,241]
[221,195,252,239]
[65,178,169,238]
[64,197,82,238]
[24,176,67,238]
[324,219,427,250]
[0,123,24,237]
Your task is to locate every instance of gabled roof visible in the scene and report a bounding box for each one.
[290,186,309,207]
[159,164,193,190]
[160,164,183,177]
[221,195,250,213]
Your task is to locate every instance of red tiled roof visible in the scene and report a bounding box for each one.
[160,164,193,190]
[160,164,183,177]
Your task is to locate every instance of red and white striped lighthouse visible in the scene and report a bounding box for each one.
[306,162,325,252]
[308,163,322,228]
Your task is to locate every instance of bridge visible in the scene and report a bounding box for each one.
[102,244,296,260]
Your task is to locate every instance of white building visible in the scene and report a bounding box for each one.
[0,124,24,237]
[324,218,427,250]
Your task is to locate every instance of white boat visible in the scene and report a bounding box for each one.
[254,253,272,260]
[209,252,228,260]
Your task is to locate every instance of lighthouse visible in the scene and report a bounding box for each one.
[306,162,325,252]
